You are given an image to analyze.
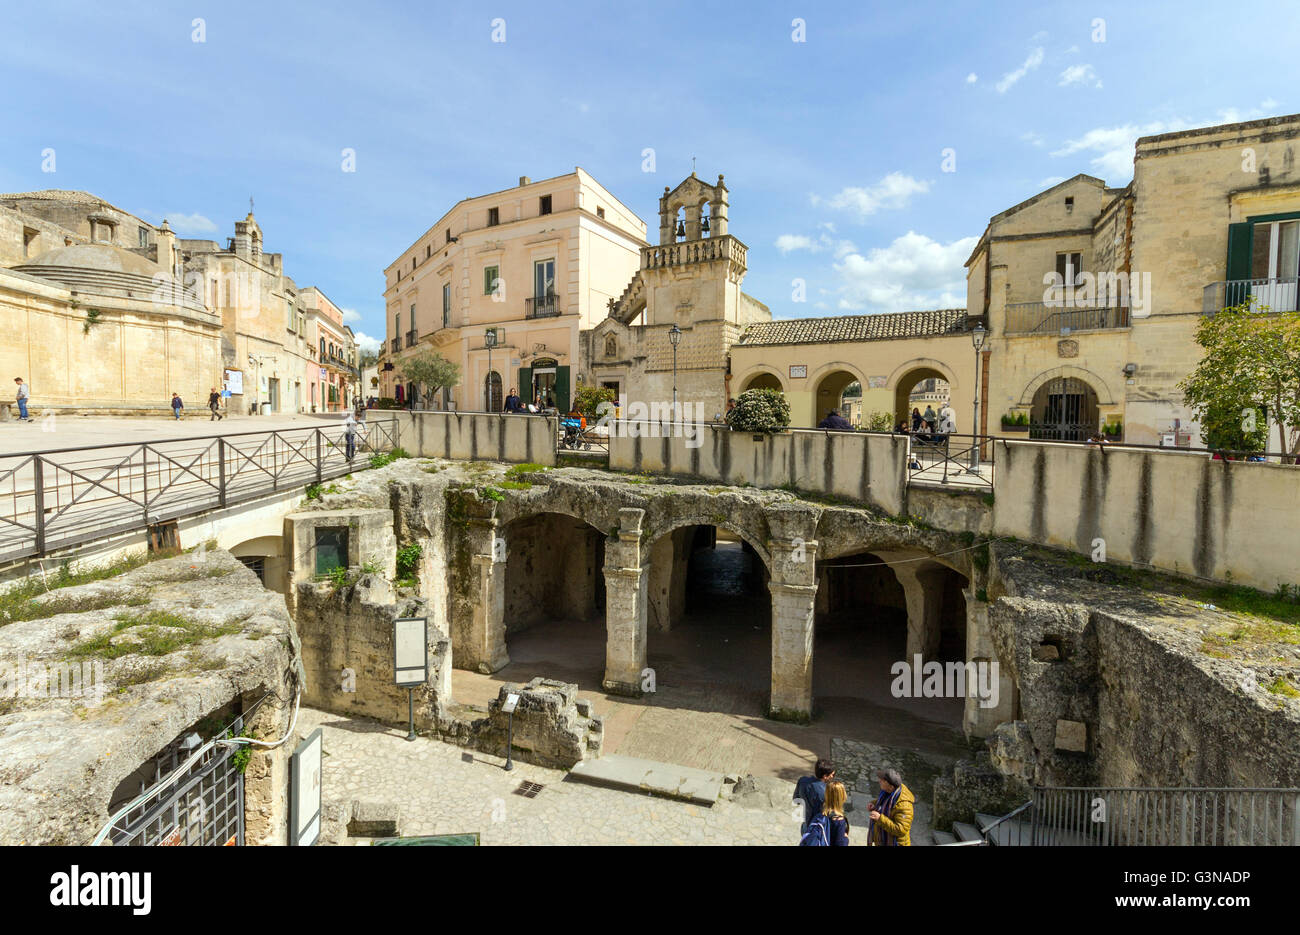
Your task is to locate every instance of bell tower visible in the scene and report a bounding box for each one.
[658,172,729,244]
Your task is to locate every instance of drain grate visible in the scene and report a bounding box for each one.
[513,781,544,798]
[461,753,474,764]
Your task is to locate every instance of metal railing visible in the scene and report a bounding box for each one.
[0,419,400,564]
[905,432,995,488]
[390,337,400,352]
[1023,787,1300,846]
[1203,277,1300,313]
[525,294,560,318]
[1005,302,1131,334]
[404,329,418,348]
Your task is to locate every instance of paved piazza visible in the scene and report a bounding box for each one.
[301,708,801,846]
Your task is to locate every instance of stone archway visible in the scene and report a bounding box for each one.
[893,364,955,425]
[812,365,864,427]
[739,369,784,393]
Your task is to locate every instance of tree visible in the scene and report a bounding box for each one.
[1179,301,1300,459]
[398,351,460,408]
[358,348,380,370]
[726,388,791,433]
[571,384,616,419]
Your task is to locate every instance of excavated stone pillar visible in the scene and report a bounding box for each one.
[895,564,946,662]
[963,584,1016,738]
[766,503,821,721]
[463,512,509,674]
[603,507,649,696]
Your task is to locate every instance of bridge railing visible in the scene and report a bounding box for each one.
[905,432,996,489]
[0,419,400,564]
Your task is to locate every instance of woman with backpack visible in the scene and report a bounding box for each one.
[800,779,850,846]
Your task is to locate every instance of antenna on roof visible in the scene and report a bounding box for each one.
[249,195,254,214]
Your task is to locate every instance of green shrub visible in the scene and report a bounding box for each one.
[864,410,894,432]
[395,543,422,585]
[726,388,791,433]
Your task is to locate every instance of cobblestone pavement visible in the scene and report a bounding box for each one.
[300,707,806,846]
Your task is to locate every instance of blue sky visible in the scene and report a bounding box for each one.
[1,0,1293,350]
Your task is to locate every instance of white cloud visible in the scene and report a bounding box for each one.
[1022,131,1045,147]
[351,331,381,353]
[966,72,978,84]
[776,234,818,254]
[811,172,930,219]
[776,232,857,258]
[1038,176,1068,189]
[996,47,1044,93]
[1059,64,1102,88]
[832,231,978,313]
[1050,101,1282,182]
[340,307,362,323]
[160,212,216,234]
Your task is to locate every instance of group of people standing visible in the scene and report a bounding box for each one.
[902,402,957,437]
[795,757,914,846]
[502,387,555,414]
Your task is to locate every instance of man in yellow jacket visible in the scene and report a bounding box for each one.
[867,767,914,846]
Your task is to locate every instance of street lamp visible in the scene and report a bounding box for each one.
[967,323,987,475]
[668,323,682,420]
[484,328,498,412]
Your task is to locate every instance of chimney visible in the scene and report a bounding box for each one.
[156,219,178,277]
[519,176,531,186]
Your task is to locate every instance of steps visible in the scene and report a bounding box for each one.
[567,754,724,805]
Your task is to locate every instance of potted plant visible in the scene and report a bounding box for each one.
[1001,411,1030,433]
[726,388,791,438]
[1102,418,1123,441]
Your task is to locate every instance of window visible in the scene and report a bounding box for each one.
[484,265,499,295]
[1056,252,1083,287]
[539,195,552,216]
[596,206,605,219]
[413,256,417,270]
[443,283,451,328]
[534,258,555,298]
[286,300,294,330]
[138,227,149,247]
[395,311,401,338]
[320,337,326,358]
[314,526,349,577]
[22,228,38,257]
[446,228,452,244]
[426,245,431,258]
[487,207,499,227]
[1064,196,1074,213]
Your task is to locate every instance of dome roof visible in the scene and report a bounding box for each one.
[23,243,160,276]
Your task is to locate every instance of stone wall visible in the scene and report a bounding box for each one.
[991,439,1300,591]
[609,424,909,516]
[392,410,557,465]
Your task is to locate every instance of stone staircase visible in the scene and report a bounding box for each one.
[609,271,646,323]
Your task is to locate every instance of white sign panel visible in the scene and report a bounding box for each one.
[502,692,520,714]
[394,617,428,687]
[223,369,244,395]
[290,728,323,847]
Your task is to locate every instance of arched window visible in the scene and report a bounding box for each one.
[320,337,326,358]
[604,335,617,358]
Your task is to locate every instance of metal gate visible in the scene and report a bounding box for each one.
[110,718,245,846]
[1031,376,1093,441]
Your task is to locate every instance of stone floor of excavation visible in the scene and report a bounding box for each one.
[453,542,968,786]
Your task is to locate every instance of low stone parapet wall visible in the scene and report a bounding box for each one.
[391,411,557,465]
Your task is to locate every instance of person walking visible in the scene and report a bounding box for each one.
[171,392,184,420]
[13,377,31,422]
[343,409,360,461]
[866,767,914,846]
[794,758,834,836]
[208,387,223,421]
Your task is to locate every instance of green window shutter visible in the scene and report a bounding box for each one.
[555,366,570,412]
[1226,222,1253,282]
[484,267,494,294]
[517,366,532,404]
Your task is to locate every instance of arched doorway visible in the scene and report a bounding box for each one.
[740,371,783,393]
[813,369,860,426]
[483,370,502,413]
[894,367,952,427]
[813,551,967,731]
[1030,376,1098,441]
[645,524,772,707]
[497,512,607,685]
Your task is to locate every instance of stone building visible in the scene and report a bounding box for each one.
[0,191,222,415]
[970,112,1300,446]
[0,191,356,417]
[380,170,646,412]
[300,286,359,412]
[582,172,771,419]
[728,310,980,430]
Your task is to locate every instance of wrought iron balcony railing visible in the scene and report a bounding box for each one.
[405,329,418,348]
[526,294,560,318]
[1203,277,1300,314]
[1005,302,1131,334]
[390,338,400,352]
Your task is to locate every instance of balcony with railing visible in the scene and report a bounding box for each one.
[640,234,747,272]
[1005,302,1131,335]
[404,329,418,348]
[390,337,400,353]
[1202,277,1300,314]
[526,293,560,319]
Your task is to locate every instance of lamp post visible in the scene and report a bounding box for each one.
[967,324,987,474]
[668,323,681,421]
[484,328,498,412]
